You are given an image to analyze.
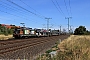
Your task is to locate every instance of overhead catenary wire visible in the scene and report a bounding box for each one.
[0,0,37,20]
[55,0,66,17]
[0,9,42,26]
[19,0,46,18]
[2,0,42,21]
[0,17,19,23]
[0,0,30,15]
[0,3,28,18]
[64,0,72,32]
[0,5,38,24]
[19,0,51,28]
[18,0,51,28]
[0,0,48,28]
[7,0,45,19]
[64,0,70,16]
[0,0,46,25]
[69,0,72,17]
[51,0,65,17]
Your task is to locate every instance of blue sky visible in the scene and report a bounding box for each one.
[0,0,90,31]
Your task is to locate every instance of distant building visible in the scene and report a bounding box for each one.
[0,24,20,29]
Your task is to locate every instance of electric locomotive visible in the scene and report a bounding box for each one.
[13,27,37,38]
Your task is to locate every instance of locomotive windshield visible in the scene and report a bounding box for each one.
[14,28,21,34]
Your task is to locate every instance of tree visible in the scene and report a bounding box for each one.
[0,25,13,35]
[8,28,13,34]
[74,26,87,35]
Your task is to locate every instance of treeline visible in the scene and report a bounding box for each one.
[74,26,90,35]
[0,24,13,35]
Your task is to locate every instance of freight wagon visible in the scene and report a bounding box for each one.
[51,30,59,36]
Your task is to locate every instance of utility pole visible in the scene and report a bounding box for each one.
[45,18,52,31]
[70,25,74,34]
[70,25,71,30]
[59,25,62,35]
[65,17,72,33]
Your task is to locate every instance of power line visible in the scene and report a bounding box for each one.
[0,10,20,18]
[0,0,46,26]
[0,0,39,22]
[0,0,29,15]
[19,0,46,18]
[7,0,44,19]
[69,0,72,16]
[0,9,42,26]
[51,0,65,17]
[0,3,28,18]
[0,7,37,23]
[0,17,19,23]
[55,0,66,17]
[64,0,70,16]
[0,0,36,20]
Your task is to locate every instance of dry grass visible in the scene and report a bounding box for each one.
[58,35,90,60]
[0,35,13,40]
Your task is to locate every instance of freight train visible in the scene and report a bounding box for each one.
[13,27,60,39]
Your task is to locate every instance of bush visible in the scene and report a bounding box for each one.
[74,26,90,35]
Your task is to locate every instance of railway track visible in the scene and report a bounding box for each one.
[0,38,53,54]
[0,35,69,59]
